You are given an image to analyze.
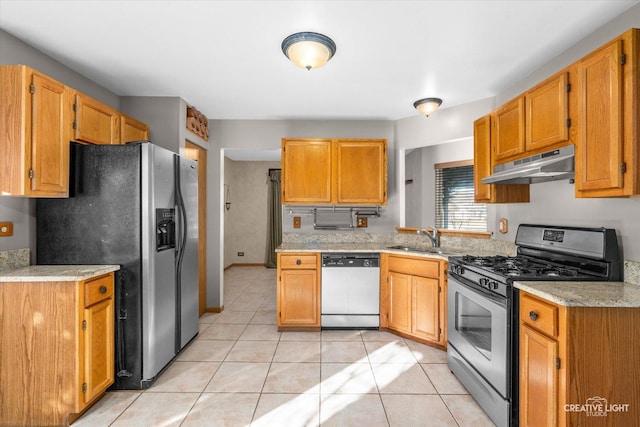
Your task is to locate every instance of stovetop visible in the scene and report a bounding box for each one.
[455,255,587,280]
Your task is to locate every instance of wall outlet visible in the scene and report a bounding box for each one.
[237,252,244,256]
[293,216,301,228]
[499,218,508,234]
[0,222,13,237]
[357,216,368,228]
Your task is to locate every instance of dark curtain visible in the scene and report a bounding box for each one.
[266,169,282,268]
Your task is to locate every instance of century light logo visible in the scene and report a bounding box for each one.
[564,396,630,417]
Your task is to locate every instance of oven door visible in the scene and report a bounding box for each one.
[447,273,509,397]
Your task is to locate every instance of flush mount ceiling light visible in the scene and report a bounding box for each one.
[413,98,443,117]
[281,32,336,71]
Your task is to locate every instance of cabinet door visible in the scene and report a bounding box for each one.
[335,139,387,204]
[31,72,69,195]
[473,115,493,202]
[388,271,412,333]
[575,39,624,193]
[473,114,530,204]
[121,113,149,143]
[520,324,558,427]
[83,297,114,404]
[281,139,332,204]
[526,72,569,151]
[74,93,120,145]
[278,269,319,327]
[494,97,525,161]
[412,276,440,342]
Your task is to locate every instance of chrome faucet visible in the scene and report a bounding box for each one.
[417,226,440,248]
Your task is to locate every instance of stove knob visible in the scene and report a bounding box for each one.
[491,282,499,290]
[479,278,488,288]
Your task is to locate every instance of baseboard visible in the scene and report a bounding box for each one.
[224,263,267,270]
[205,306,224,313]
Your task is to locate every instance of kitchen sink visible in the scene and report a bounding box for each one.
[386,245,457,255]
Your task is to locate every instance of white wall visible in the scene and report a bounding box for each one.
[224,159,281,267]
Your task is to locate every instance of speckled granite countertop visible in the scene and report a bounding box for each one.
[515,281,640,308]
[275,242,514,261]
[277,242,455,260]
[0,265,120,282]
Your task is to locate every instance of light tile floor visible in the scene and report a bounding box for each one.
[75,266,495,426]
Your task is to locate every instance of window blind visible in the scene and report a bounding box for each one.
[435,164,487,231]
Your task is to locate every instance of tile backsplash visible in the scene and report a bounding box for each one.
[0,248,30,271]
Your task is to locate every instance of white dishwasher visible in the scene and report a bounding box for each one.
[321,253,380,328]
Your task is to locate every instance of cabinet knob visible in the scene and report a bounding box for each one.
[99,286,108,294]
[296,259,302,265]
[529,311,538,321]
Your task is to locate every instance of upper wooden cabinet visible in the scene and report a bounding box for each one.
[526,71,570,151]
[0,65,70,197]
[473,114,530,204]
[73,92,120,145]
[493,96,525,161]
[575,29,640,197]
[281,139,333,204]
[335,139,387,204]
[121,113,149,143]
[494,71,572,163]
[281,138,387,205]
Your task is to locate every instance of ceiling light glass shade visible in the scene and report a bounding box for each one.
[413,98,443,116]
[282,32,336,71]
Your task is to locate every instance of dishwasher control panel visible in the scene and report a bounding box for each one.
[322,253,380,268]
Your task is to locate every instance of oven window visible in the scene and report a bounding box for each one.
[455,292,492,359]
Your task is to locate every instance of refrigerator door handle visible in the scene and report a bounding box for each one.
[174,155,189,353]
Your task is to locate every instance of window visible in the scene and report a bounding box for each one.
[435,161,486,231]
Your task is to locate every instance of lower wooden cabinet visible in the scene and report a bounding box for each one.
[276,253,320,330]
[382,254,447,348]
[0,273,115,426]
[519,291,640,426]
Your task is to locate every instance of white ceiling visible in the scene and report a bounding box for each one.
[0,1,637,121]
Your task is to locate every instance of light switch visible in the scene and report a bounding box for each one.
[293,216,301,228]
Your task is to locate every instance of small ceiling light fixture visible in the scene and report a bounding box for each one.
[281,32,336,71]
[413,98,443,117]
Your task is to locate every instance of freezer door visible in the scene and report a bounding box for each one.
[177,156,199,349]
[141,144,177,381]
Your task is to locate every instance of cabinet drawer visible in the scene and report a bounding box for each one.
[280,254,317,269]
[520,294,558,337]
[84,274,114,307]
[388,256,439,278]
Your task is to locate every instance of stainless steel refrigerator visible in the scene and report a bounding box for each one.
[36,141,198,389]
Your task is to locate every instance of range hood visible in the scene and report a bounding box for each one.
[481,145,574,185]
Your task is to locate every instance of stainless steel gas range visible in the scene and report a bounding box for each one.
[446,224,622,427]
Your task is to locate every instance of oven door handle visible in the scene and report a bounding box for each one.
[449,272,507,306]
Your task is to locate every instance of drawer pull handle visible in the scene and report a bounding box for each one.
[99,286,108,294]
[296,259,302,265]
[529,311,538,321]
